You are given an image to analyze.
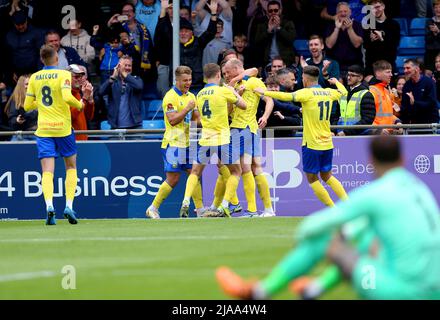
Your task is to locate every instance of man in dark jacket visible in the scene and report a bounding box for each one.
[363,0,400,76]
[332,65,376,136]
[99,55,144,130]
[401,59,439,124]
[254,0,296,68]
[41,30,86,70]
[179,13,217,91]
[5,10,44,79]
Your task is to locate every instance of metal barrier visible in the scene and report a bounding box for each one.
[0,123,439,140]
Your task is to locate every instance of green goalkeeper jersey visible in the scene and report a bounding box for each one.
[298,167,440,289]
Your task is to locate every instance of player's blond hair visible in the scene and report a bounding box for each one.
[175,66,192,78]
[40,45,57,65]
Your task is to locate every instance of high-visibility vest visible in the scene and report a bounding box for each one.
[369,85,394,125]
[339,89,368,125]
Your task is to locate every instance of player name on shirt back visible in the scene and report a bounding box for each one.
[35,73,59,81]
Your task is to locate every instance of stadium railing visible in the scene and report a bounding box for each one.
[0,124,439,140]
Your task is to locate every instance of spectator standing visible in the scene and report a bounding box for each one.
[99,55,144,130]
[67,64,95,141]
[5,74,38,140]
[324,2,363,77]
[133,0,161,42]
[369,60,403,135]
[254,0,296,68]
[107,3,155,96]
[154,0,174,98]
[390,75,406,118]
[363,0,400,76]
[296,35,340,88]
[425,0,440,71]
[401,59,439,124]
[61,19,95,66]
[320,0,366,24]
[5,10,44,80]
[195,0,233,45]
[333,65,376,136]
[98,34,123,84]
[202,19,231,67]
[179,6,217,91]
[263,75,301,137]
[43,30,86,70]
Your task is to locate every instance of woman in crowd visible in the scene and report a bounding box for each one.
[5,74,38,141]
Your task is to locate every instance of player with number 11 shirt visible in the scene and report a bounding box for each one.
[255,65,349,208]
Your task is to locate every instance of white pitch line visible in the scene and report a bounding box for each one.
[0,271,57,283]
[0,234,291,243]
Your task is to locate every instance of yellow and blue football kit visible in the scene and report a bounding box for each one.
[196,83,238,164]
[230,76,264,157]
[263,82,348,207]
[161,86,196,172]
[24,66,82,159]
[24,66,83,225]
[264,82,347,173]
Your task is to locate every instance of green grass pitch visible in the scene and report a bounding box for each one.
[0,218,357,299]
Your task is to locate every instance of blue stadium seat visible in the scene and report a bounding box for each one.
[409,17,429,35]
[397,36,425,55]
[142,120,165,139]
[146,99,163,120]
[395,56,415,74]
[293,39,310,58]
[142,99,164,120]
[394,18,408,36]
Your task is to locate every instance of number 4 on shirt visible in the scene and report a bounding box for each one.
[202,100,212,119]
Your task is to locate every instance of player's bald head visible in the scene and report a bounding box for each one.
[224,58,244,71]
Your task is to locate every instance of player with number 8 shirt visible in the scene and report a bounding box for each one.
[24,45,85,226]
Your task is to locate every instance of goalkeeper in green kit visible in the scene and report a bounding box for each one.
[216,136,440,300]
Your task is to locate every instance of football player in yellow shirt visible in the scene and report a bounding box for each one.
[24,45,85,225]
[222,58,275,217]
[255,65,349,207]
[179,63,247,218]
[145,66,205,219]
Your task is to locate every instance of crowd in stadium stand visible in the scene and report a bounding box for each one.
[0,0,439,140]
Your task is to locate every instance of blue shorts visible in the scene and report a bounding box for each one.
[197,143,239,165]
[161,146,193,172]
[302,146,333,174]
[230,127,261,157]
[36,131,77,160]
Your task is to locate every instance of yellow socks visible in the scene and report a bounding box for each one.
[65,169,77,209]
[219,165,239,205]
[192,181,204,209]
[42,171,54,209]
[255,173,272,211]
[183,174,199,203]
[310,180,334,207]
[213,175,226,208]
[242,171,257,212]
[153,181,173,209]
[325,176,348,201]
[224,175,240,204]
